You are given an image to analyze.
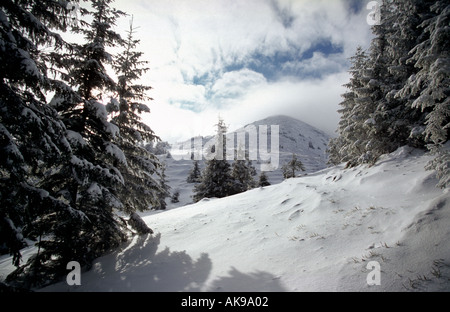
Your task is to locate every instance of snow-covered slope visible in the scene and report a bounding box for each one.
[235,115,331,183]
[30,146,449,292]
[236,115,331,168]
[163,115,331,208]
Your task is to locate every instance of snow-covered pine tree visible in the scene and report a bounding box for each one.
[328,47,369,166]
[258,171,271,187]
[107,19,162,225]
[193,118,236,202]
[282,153,305,179]
[366,0,433,156]
[384,0,433,148]
[331,1,430,168]
[193,158,237,202]
[0,0,87,285]
[154,161,170,210]
[171,189,180,203]
[231,145,255,193]
[359,0,438,165]
[327,136,345,166]
[331,0,448,187]
[154,141,170,155]
[187,160,201,183]
[41,0,129,273]
[397,0,450,188]
[354,4,396,165]
[246,157,257,178]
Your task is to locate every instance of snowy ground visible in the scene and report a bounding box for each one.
[1,146,449,291]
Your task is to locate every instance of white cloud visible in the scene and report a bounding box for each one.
[144,71,348,142]
[215,71,349,137]
[111,0,373,143]
[211,69,267,102]
[281,51,347,77]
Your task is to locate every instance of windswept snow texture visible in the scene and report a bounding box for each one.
[27,146,449,292]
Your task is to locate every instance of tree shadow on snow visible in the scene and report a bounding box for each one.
[50,233,213,292]
[42,233,286,292]
[92,235,286,292]
[207,267,287,292]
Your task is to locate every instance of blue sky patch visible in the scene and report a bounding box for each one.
[219,39,344,82]
[346,0,366,14]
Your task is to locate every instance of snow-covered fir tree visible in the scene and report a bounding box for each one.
[330,0,448,187]
[354,4,396,165]
[282,154,305,179]
[231,146,256,193]
[330,1,429,167]
[328,47,369,166]
[41,0,129,275]
[193,158,237,202]
[193,118,237,202]
[397,0,449,188]
[247,160,257,178]
[258,172,271,187]
[363,1,428,162]
[154,141,171,155]
[154,162,170,210]
[384,0,433,149]
[171,189,180,203]
[107,19,163,222]
[0,0,85,286]
[187,160,202,183]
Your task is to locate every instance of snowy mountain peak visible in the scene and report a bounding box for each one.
[236,115,331,177]
[164,115,331,201]
[171,115,331,173]
[241,114,331,153]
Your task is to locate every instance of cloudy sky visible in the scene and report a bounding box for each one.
[110,0,374,143]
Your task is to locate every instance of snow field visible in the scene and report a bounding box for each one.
[33,146,450,292]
